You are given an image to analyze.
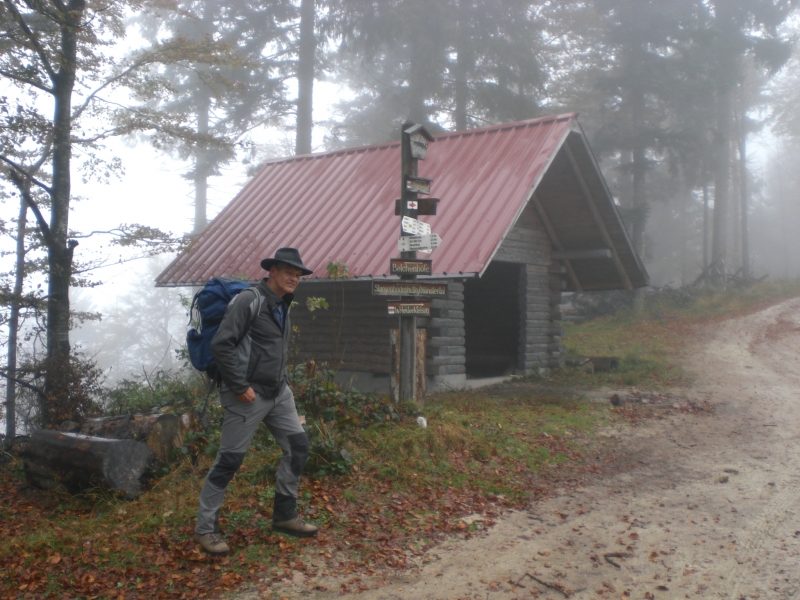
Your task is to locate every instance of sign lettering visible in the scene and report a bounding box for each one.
[372,281,447,297]
[397,233,442,253]
[390,259,433,276]
[401,216,432,236]
[388,301,430,316]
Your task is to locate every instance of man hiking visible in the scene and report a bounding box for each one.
[194,247,317,556]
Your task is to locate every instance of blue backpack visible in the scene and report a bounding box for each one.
[186,277,261,380]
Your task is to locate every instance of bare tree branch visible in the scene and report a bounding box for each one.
[5,170,56,250]
[0,155,54,195]
[0,369,48,401]
[0,68,53,93]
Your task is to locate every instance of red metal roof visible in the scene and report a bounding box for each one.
[157,114,581,285]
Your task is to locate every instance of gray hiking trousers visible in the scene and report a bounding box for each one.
[195,385,308,535]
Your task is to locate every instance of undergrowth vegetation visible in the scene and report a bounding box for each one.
[1,280,799,598]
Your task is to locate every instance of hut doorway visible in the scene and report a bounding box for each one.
[464,261,521,377]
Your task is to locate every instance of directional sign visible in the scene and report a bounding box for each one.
[388,301,430,316]
[401,216,431,236]
[398,233,441,253]
[405,176,432,195]
[390,259,432,276]
[395,198,439,216]
[373,281,447,297]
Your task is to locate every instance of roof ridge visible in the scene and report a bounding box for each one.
[257,112,578,168]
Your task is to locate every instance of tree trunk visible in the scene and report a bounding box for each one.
[703,184,709,273]
[295,0,316,156]
[5,196,27,448]
[453,0,473,131]
[21,430,156,499]
[43,0,84,427]
[738,112,750,279]
[408,28,428,124]
[74,413,186,463]
[710,85,732,285]
[709,1,739,287]
[193,96,210,234]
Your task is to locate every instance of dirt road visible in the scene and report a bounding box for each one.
[253,297,800,600]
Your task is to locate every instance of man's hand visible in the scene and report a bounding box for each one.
[237,388,256,403]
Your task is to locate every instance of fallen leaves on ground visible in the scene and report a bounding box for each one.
[0,428,590,600]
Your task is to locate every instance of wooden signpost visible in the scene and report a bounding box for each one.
[393,121,439,404]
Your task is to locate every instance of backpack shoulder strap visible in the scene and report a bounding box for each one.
[237,287,265,336]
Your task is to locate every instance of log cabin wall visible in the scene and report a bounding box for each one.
[488,199,565,373]
[290,281,392,374]
[290,280,467,383]
[422,282,466,381]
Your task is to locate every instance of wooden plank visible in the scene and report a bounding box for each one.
[552,249,612,260]
[391,329,426,402]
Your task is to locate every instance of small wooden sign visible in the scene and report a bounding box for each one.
[404,124,434,161]
[405,175,432,195]
[395,198,439,215]
[372,281,447,297]
[388,301,430,316]
[390,259,432,276]
[409,133,429,160]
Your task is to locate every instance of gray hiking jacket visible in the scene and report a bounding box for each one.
[210,279,293,399]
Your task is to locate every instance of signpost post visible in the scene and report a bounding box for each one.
[398,121,434,403]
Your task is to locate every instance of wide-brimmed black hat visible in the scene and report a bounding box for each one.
[260,247,313,276]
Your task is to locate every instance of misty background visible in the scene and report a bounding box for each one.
[3,0,800,395]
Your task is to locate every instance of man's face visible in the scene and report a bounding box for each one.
[269,264,303,296]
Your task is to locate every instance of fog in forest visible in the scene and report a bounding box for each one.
[3,0,800,419]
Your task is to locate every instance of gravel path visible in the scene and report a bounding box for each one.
[243,297,800,600]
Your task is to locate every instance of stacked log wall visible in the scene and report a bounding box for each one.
[493,199,565,373]
[422,282,466,378]
[547,266,567,369]
[291,281,392,374]
[291,280,466,377]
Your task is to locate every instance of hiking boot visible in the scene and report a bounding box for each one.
[273,517,318,538]
[194,532,230,556]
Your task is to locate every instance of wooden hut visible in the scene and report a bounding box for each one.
[157,114,648,391]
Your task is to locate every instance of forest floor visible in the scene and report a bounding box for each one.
[236,296,800,599]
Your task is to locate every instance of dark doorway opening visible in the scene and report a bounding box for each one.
[464,261,520,377]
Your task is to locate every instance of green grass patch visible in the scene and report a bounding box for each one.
[555,279,800,388]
